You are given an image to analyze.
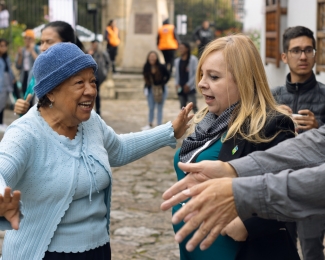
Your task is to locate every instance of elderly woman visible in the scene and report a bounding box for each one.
[162,35,299,259]
[0,43,192,260]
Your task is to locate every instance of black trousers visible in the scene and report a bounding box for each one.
[95,80,101,115]
[162,49,175,75]
[0,109,3,124]
[43,242,111,260]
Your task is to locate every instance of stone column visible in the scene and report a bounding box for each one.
[121,0,169,72]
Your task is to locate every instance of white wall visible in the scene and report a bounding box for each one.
[260,0,325,88]
[243,0,263,31]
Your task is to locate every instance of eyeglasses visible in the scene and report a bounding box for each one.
[288,47,316,58]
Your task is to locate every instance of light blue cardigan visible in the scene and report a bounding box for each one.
[0,105,176,260]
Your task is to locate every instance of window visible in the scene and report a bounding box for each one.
[317,0,325,73]
[265,0,287,67]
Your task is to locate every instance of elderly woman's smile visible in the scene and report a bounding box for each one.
[47,67,97,125]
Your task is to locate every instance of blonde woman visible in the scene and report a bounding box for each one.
[170,35,300,259]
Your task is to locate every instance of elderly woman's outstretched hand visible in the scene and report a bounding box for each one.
[161,178,238,252]
[172,103,194,139]
[0,187,21,230]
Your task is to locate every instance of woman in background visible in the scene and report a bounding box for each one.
[142,51,170,130]
[174,42,198,113]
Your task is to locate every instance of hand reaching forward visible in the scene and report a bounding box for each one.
[0,187,21,230]
[172,102,194,139]
[161,178,238,251]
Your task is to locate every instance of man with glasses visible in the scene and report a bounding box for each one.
[272,26,325,260]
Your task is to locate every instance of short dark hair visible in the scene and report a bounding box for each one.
[282,26,316,53]
[0,38,8,46]
[37,95,51,109]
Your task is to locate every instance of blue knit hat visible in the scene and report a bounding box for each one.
[33,42,98,99]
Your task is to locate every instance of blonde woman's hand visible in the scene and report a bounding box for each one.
[172,102,194,139]
[0,187,21,230]
[221,217,248,241]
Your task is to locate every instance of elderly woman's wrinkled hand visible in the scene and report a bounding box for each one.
[162,178,238,252]
[0,187,21,230]
[172,102,194,139]
[221,216,248,242]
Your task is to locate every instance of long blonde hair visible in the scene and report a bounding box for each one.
[190,34,290,143]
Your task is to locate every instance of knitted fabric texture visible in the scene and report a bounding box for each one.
[179,102,238,163]
[33,42,98,98]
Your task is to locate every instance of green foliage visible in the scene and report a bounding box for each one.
[0,22,26,60]
[245,29,261,52]
[174,0,242,39]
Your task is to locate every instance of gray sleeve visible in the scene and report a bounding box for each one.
[186,56,198,90]
[233,163,325,222]
[174,58,180,85]
[229,126,325,177]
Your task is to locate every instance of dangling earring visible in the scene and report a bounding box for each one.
[49,102,53,108]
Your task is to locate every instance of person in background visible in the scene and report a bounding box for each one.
[174,42,198,113]
[272,25,325,260]
[88,39,110,116]
[165,34,299,260]
[105,19,120,73]
[193,20,214,57]
[0,38,14,132]
[157,18,179,76]
[14,21,84,116]
[142,51,170,130]
[15,29,39,95]
[0,1,9,29]
[0,42,193,260]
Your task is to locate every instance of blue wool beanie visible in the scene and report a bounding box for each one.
[33,42,98,99]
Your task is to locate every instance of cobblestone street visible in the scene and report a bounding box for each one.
[0,96,205,259]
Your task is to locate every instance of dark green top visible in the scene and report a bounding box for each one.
[172,139,242,260]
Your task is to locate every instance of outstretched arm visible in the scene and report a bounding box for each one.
[230,126,325,178]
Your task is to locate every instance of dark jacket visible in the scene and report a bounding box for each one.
[272,72,325,132]
[193,26,213,49]
[143,63,170,92]
[219,114,299,260]
[91,49,110,84]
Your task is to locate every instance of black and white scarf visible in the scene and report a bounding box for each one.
[179,103,238,163]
